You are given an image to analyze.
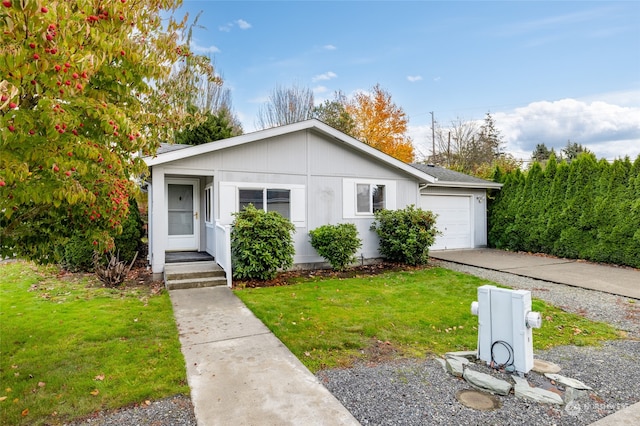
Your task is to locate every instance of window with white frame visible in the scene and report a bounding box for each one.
[356,183,386,214]
[343,178,396,218]
[204,186,213,223]
[239,188,291,219]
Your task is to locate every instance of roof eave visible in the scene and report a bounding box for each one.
[425,181,503,189]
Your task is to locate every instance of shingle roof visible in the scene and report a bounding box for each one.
[156,143,191,155]
[411,163,498,186]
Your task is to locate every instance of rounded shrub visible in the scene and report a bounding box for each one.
[370,205,438,265]
[231,204,296,280]
[309,223,362,271]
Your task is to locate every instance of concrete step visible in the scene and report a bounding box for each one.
[166,276,228,290]
[164,261,227,290]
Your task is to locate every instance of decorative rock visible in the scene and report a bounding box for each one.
[532,359,562,374]
[463,369,512,396]
[445,355,469,377]
[564,386,589,404]
[445,350,477,361]
[512,376,564,405]
[544,373,593,390]
[435,358,447,372]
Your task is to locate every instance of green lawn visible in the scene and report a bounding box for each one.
[235,266,621,372]
[0,262,189,426]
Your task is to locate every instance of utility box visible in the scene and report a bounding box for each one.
[471,285,542,375]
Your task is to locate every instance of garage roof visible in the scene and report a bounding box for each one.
[411,163,502,189]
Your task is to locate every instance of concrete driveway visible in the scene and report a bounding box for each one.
[430,248,640,300]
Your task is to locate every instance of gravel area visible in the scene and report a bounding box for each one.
[65,395,196,426]
[317,340,640,425]
[66,262,639,425]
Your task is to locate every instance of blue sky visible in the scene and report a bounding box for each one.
[175,0,640,162]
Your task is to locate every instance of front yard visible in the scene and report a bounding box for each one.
[234,266,621,372]
[0,261,621,425]
[0,262,189,426]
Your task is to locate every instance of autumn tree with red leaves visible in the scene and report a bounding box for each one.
[0,0,215,262]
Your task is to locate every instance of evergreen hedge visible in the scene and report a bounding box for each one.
[488,153,640,268]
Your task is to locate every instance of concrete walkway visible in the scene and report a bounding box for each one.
[430,248,640,300]
[169,286,360,426]
[430,248,640,426]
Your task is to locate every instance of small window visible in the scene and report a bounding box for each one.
[204,186,213,223]
[356,183,386,214]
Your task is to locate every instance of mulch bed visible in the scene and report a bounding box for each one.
[235,261,430,288]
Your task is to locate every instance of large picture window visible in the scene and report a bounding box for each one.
[239,188,291,219]
[356,184,386,214]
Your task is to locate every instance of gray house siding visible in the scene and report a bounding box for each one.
[154,128,420,266]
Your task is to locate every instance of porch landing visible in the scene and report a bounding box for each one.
[164,261,227,290]
[166,251,214,263]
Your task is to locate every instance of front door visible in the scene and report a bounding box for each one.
[166,178,199,251]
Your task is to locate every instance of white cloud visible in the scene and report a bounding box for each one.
[495,98,640,160]
[236,19,252,30]
[433,76,441,82]
[409,95,640,163]
[407,75,423,83]
[190,41,220,54]
[219,19,252,32]
[323,44,337,50]
[312,71,337,82]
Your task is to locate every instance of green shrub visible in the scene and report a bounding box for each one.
[114,198,143,263]
[60,233,95,272]
[370,205,438,265]
[231,204,296,280]
[58,199,143,272]
[309,223,362,271]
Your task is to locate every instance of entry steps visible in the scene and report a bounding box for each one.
[164,261,227,290]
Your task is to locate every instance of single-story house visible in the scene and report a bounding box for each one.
[143,119,501,283]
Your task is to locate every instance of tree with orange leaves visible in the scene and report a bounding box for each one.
[345,84,414,163]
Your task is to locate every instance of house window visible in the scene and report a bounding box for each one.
[356,184,386,214]
[239,188,291,219]
[204,186,213,223]
[239,189,264,210]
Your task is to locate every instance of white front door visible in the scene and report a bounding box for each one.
[166,178,199,251]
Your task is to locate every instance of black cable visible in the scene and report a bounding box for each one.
[490,340,514,370]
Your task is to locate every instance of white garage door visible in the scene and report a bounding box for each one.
[420,195,472,250]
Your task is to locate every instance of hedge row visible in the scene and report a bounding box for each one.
[488,153,640,268]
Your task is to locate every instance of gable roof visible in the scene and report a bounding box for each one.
[144,119,500,189]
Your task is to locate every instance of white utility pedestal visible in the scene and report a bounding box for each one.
[471,285,542,375]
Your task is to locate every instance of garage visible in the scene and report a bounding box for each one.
[420,194,472,250]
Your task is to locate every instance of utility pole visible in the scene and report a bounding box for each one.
[430,111,435,164]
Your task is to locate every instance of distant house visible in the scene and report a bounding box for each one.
[143,119,501,282]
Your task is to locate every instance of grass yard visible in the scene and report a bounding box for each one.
[235,266,621,373]
[0,262,189,426]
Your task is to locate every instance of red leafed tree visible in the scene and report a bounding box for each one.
[0,0,215,262]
